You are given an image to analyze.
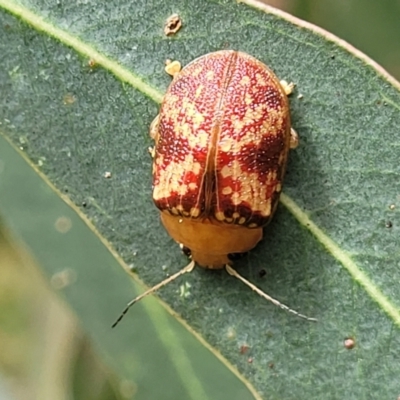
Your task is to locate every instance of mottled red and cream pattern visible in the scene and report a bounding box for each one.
[152,50,291,228]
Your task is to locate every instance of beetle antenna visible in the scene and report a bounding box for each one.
[112,261,195,328]
[225,265,317,322]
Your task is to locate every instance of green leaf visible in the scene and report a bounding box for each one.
[1,0,400,399]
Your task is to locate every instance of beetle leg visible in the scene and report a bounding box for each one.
[149,114,160,158]
[290,128,299,149]
[280,80,295,96]
[148,114,161,158]
[280,80,298,149]
[165,60,182,77]
[150,114,160,140]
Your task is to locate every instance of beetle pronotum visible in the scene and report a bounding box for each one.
[112,50,315,327]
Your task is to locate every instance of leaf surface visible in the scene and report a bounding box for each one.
[1,0,400,398]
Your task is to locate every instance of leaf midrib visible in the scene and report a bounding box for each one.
[0,0,163,104]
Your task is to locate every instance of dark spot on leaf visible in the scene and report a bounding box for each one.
[239,344,249,354]
[164,14,182,36]
[228,252,247,261]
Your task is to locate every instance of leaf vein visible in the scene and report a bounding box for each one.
[0,0,163,103]
[281,193,400,327]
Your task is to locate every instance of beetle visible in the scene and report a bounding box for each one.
[151,50,299,267]
[112,50,315,327]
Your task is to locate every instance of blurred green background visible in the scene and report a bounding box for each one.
[265,0,400,79]
[1,0,399,399]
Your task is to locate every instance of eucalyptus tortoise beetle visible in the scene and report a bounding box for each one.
[112,50,315,327]
[151,50,298,267]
